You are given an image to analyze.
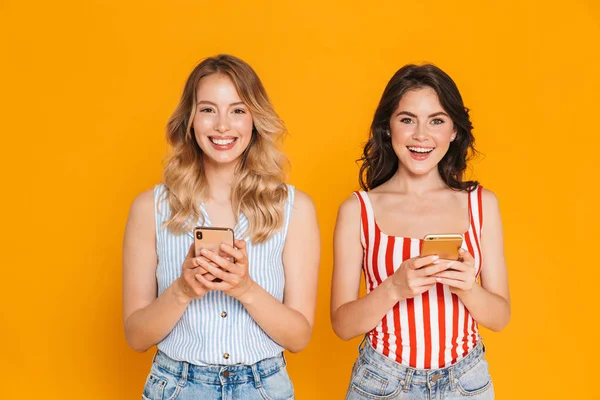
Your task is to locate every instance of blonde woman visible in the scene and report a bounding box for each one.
[123,55,320,400]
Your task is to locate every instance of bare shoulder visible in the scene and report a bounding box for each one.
[129,188,156,219]
[291,188,316,213]
[480,187,500,211]
[294,189,315,209]
[338,193,361,216]
[285,188,319,250]
[123,188,157,257]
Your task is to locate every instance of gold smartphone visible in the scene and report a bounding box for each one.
[193,227,235,282]
[420,234,464,260]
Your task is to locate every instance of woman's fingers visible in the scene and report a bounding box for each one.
[419,262,453,276]
[195,272,231,291]
[432,270,469,281]
[220,243,244,262]
[434,277,466,289]
[411,255,440,269]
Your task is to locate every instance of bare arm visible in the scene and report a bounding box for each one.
[197,190,321,353]
[459,189,511,331]
[434,189,511,332]
[330,196,444,340]
[330,196,396,340]
[122,189,209,352]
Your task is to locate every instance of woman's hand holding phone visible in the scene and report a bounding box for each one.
[194,239,255,302]
[175,243,219,303]
[389,255,453,301]
[432,248,477,294]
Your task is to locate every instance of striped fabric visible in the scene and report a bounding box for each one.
[153,184,295,365]
[354,186,484,369]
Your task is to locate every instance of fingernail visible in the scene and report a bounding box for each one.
[220,243,228,249]
[459,248,465,253]
[433,255,439,260]
[446,262,454,268]
[196,257,203,263]
[201,249,208,255]
[432,260,440,264]
[436,277,441,282]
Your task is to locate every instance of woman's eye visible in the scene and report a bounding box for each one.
[431,118,444,125]
[400,118,413,124]
[200,108,214,113]
[233,108,246,114]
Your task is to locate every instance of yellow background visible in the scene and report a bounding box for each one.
[1,0,598,398]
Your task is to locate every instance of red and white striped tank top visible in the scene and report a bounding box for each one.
[354,186,484,369]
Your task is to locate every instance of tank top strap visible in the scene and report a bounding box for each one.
[467,185,484,235]
[153,184,170,244]
[353,191,377,249]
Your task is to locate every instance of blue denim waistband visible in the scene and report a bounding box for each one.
[359,339,486,386]
[152,350,286,385]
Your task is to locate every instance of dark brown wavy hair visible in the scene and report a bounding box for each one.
[359,64,478,191]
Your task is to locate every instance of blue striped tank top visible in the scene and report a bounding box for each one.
[153,184,295,365]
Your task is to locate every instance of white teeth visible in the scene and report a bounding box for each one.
[210,138,235,145]
[408,147,434,153]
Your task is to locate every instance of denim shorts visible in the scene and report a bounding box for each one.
[142,350,295,400]
[346,339,494,400]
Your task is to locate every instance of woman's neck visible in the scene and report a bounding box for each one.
[202,159,237,204]
[385,166,447,195]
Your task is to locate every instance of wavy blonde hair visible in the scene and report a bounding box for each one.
[162,54,289,243]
